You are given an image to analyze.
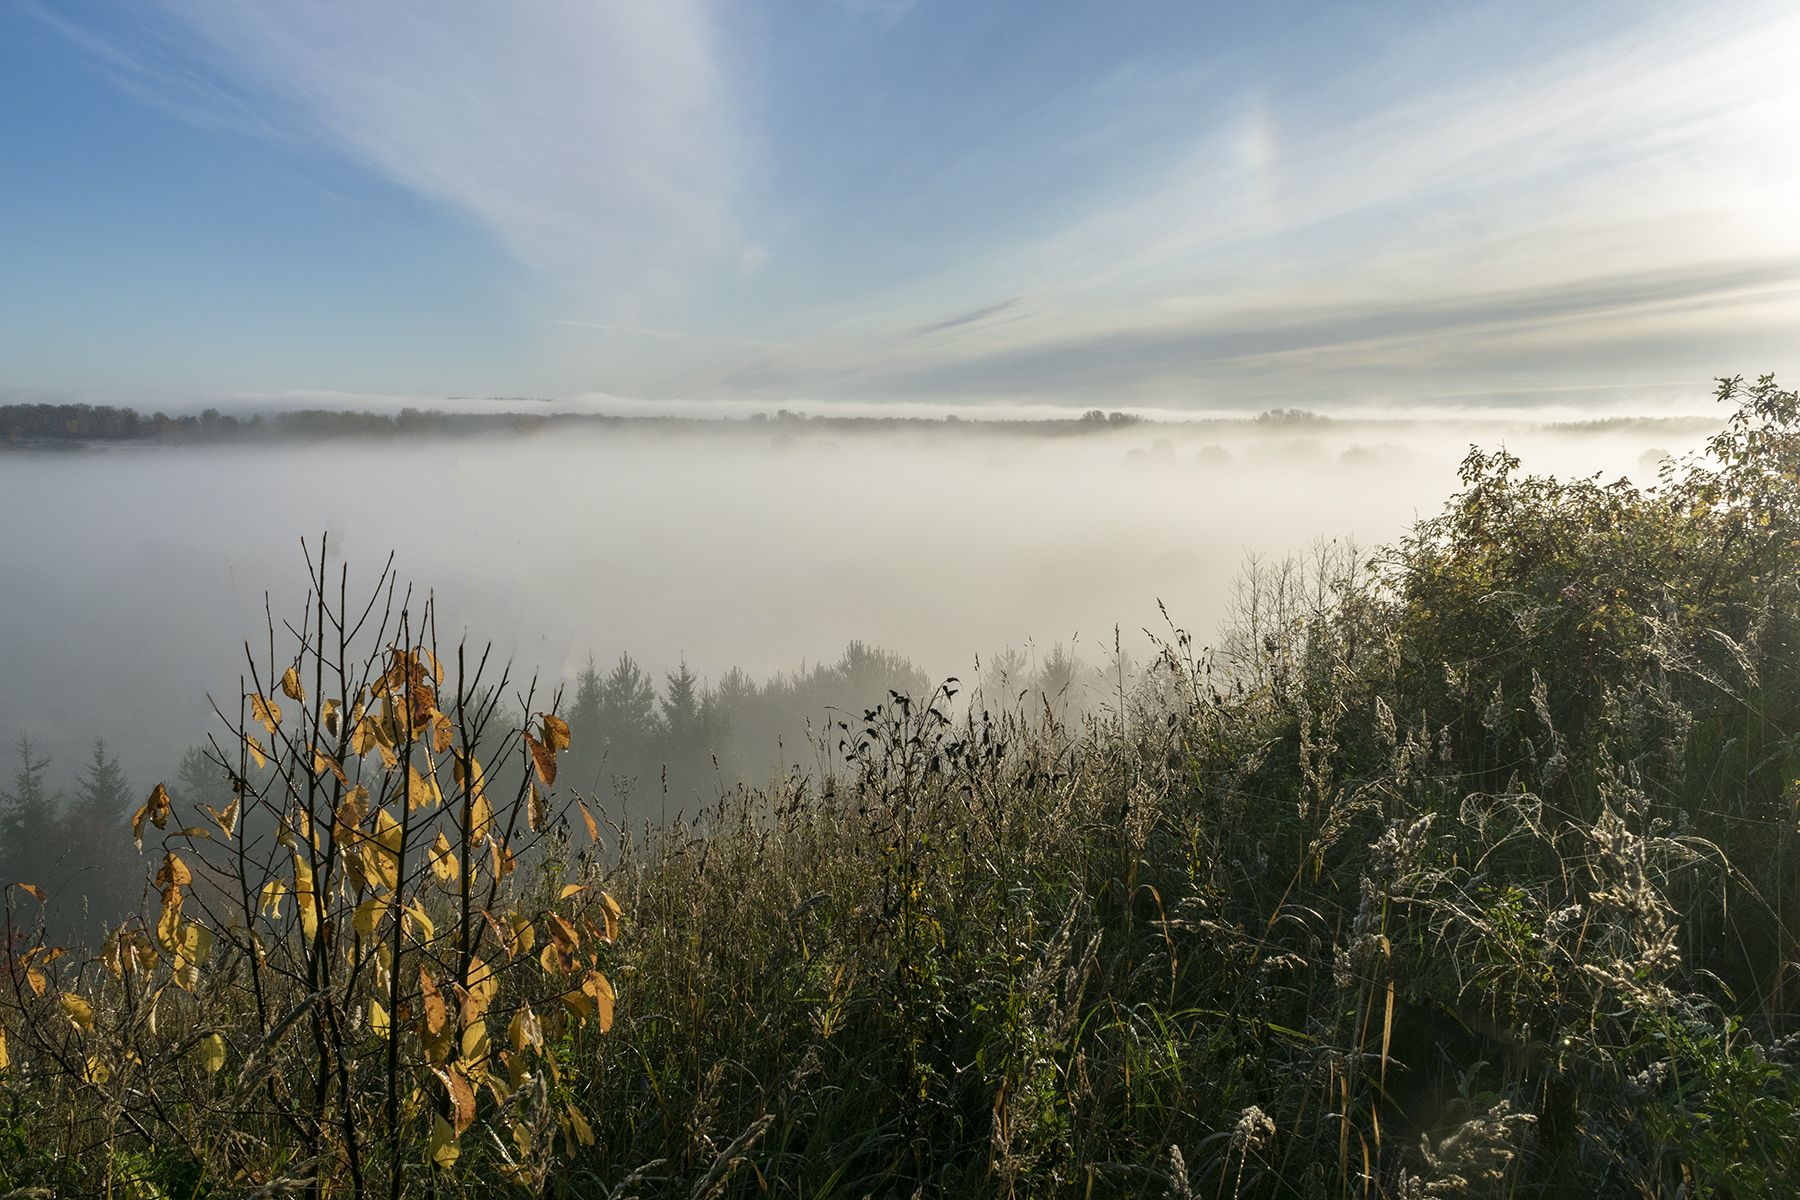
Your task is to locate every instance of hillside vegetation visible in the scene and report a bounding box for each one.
[2,375,1799,1198]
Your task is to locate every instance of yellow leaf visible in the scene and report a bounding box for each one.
[578,800,600,844]
[542,712,571,754]
[566,1102,596,1148]
[583,970,616,1033]
[280,666,306,703]
[250,692,282,733]
[436,1065,477,1135]
[312,746,347,785]
[597,891,623,944]
[293,854,319,940]
[132,783,173,850]
[429,1113,460,1169]
[59,992,95,1033]
[540,941,577,975]
[353,897,389,939]
[402,900,435,944]
[321,698,342,737]
[420,968,448,1038]
[0,1026,9,1071]
[11,882,44,904]
[463,956,498,1023]
[369,998,391,1039]
[25,967,46,998]
[508,1004,542,1054]
[172,923,212,992]
[197,1032,226,1074]
[524,732,556,790]
[461,1019,491,1074]
[350,719,379,758]
[83,1056,110,1085]
[544,912,580,953]
[368,809,402,892]
[405,765,442,811]
[507,912,536,958]
[156,887,185,953]
[259,879,287,918]
[204,796,240,839]
[155,851,192,891]
[558,884,585,902]
[429,832,459,884]
[243,733,267,771]
[469,792,493,846]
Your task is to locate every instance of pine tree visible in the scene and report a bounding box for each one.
[60,740,142,940]
[0,737,62,899]
[599,653,661,759]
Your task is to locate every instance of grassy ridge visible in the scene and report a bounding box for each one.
[2,376,1798,1197]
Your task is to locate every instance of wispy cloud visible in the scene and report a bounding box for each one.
[76,1,747,310]
[687,3,1800,406]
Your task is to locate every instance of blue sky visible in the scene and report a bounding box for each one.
[3,0,1798,413]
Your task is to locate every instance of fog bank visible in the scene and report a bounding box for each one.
[0,415,1710,790]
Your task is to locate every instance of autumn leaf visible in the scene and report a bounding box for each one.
[156,888,185,954]
[524,732,556,789]
[428,832,459,884]
[420,967,449,1038]
[429,1113,460,1169]
[508,1004,542,1054]
[312,746,347,785]
[243,733,268,771]
[155,851,192,891]
[461,1020,491,1076]
[369,998,391,1039]
[172,923,212,992]
[583,970,616,1033]
[280,666,306,703]
[353,897,389,939]
[578,800,600,844]
[368,808,402,892]
[566,1103,596,1148]
[59,992,95,1033]
[405,765,442,812]
[435,1065,477,1135]
[197,1032,226,1074]
[11,882,44,904]
[292,854,319,940]
[249,692,282,733]
[132,783,173,850]
[463,957,499,1023]
[544,912,580,954]
[597,891,623,944]
[468,792,493,846]
[542,712,572,753]
[204,795,240,839]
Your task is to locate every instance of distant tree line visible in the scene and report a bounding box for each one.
[0,634,1105,945]
[1,399,1384,448]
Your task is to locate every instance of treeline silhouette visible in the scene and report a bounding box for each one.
[2,400,1173,447]
[0,637,1102,945]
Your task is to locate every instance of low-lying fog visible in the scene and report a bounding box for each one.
[0,414,1713,792]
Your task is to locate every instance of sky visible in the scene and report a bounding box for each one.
[2,0,1798,414]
